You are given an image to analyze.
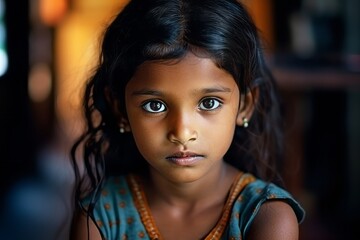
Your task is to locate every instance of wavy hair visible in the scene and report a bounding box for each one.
[71,0,284,206]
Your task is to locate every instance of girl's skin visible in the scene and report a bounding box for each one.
[71,53,299,240]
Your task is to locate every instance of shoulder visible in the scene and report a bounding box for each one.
[240,178,305,223]
[80,175,135,223]
[231,177,305,239]
[77,175,145,240]
[81,175,130,208]
[246,200,300,240]
[77,175,131,238]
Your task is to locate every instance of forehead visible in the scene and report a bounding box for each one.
[128,53,237,90]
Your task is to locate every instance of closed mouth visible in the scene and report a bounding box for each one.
[166,152,205,166]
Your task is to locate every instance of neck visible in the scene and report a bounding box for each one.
[143,162,239,208]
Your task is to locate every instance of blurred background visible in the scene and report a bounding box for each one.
[0,0,359,239]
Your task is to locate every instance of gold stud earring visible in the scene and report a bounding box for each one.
[242,117,249,128]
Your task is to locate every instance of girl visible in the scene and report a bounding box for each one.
[70,0,305,239]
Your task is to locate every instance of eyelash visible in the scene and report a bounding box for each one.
[142,100,167,113]
[141,97,223,113]
[198,98,223,111]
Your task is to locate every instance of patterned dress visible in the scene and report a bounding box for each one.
[81,173,305,240]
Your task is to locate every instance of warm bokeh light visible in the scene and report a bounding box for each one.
[55,0,130,139]
[39,0,68,26]
[28,63,52,103]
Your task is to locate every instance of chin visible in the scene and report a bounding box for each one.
[159,168,205,184]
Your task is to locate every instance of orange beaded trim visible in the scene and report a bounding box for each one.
[204,173,255,240]
[127,175,163,240]
[127,173,255,240]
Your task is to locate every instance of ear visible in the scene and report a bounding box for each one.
[104,87,131,131]
[236,87,259,127]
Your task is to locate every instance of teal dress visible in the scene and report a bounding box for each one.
[81,173,305,240]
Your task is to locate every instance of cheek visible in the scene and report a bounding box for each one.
[218,121,236,147]
[204,114,237,152]
[128,117,162,158]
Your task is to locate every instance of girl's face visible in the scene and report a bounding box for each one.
[125,53,241,183]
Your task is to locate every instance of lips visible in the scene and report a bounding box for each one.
[166,151,204,166]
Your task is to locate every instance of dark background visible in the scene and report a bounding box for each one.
[0,0,32,200]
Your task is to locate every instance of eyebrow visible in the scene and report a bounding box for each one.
[200,86,232,94]
[131,86,232,96]
[132,89,163,96]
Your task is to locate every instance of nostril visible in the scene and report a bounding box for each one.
[168,132,197,146]
[188,134,197,142]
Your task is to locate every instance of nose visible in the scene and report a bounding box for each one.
[167,110,198,146]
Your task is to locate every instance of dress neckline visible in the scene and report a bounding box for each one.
[126,172,255,240]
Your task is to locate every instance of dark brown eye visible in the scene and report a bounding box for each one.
[142,100,166,113]
[199,98,222,111]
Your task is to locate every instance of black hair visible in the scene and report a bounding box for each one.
[71,0,283,209]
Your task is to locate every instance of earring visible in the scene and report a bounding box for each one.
[119,122,126,133]
[242,117,249,128]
